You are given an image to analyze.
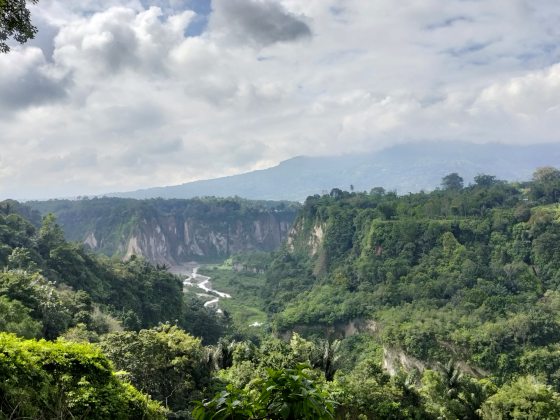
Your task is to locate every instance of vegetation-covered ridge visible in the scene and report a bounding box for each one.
[0,199,228,342]
[27,196,300,265]
[265,169,560,378]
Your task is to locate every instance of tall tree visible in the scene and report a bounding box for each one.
[474,174,499,187]
[0,0,38,53]
[531,166,560,203]
[533,166,560,183]
[37,213,65,257]
[99,324,210,414]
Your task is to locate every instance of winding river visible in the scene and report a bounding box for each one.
[174,263,262,326]
[183,266,231,313]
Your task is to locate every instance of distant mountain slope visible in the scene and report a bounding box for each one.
[109,142,560,202]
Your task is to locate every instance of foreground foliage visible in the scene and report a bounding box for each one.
[0,0,38,53]
[0,332,165,419]
[99,324,210,415]
[194,364,334,420]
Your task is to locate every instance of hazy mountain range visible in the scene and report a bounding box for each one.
[109,142,560,202]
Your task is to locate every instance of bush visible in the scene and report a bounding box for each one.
[0,332,165,419]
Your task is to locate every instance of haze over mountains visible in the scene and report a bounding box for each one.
[109,142,560,202]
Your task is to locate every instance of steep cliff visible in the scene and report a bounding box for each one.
[286,217,325,257]
[28,198,299,265]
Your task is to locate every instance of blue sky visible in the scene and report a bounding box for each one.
[1,0,560,199]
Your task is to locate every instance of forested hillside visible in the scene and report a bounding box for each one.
[3,168,560,418]
[262,169,560,388]
[0,200,227,341]
[0,200,231,417]
[28,197,299,265]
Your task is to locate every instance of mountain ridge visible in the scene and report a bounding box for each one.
[107,141,560,202]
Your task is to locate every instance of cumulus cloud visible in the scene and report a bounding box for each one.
[53,6,195,76]
[1,0,560,199]
[210,0,311,46]
[0,47,67,110]
[474,64,560,116]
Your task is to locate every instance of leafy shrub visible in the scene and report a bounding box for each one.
[0,332,165,419]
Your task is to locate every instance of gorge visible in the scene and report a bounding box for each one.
[28,197,299,265]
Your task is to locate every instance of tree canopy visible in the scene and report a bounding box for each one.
[441,172,464,190]
[0,332,166,418]
[0,0,38,53]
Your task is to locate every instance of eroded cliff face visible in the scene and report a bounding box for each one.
[88,212,294,265]
[279,318,379,341]
[286,218,325,256]
[28,198,299,266]
[382,347,427,376]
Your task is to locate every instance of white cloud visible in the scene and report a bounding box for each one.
[53,6,195,77]
[1,0,560,199]
[474,63,560,116]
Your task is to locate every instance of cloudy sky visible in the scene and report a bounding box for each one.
[1,0,560,199]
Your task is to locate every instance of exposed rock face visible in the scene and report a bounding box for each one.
[92,213,294,265]
[279,318,379,341]
[28,198,299,266]
[279,319,486,378]
[84,232,98,249]
[286,218,325,256]
[383,347,427,376]
[382,347,488,378]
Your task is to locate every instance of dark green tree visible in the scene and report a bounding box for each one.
[480,376,560,419]
[0,0,38,53]
[474,174,499,187]
[442,173,464,191]
[531,166,560,203]
[37,213,65,257]
[99,324,210,414]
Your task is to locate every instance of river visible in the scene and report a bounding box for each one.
[171,263,263,326]
[182,266,231,313]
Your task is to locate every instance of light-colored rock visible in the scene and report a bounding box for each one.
[84,232,98,249]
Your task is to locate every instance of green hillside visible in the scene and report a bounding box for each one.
[3,168,560,418]
[264,170,560,382]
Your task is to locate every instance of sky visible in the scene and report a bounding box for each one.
[1,0,560,199]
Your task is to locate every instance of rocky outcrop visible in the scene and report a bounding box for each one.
[280,319,485,378]
[382,347,427,376]
[84,232,98,249]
